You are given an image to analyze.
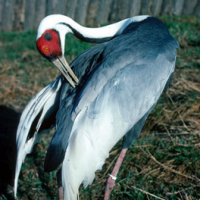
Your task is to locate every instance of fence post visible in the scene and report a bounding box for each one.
[46,0,66,15]
[194,0,200,16]
[34,0,46,30]
[183,0,198,15]
[13,0,25,31]
[161,0,172,15]
[86,0,99,25]
[129,0,141,16]
[119,0,131,19]
[0,0,3,31]
[151,0,163,16]
[95,0,111,25]
[2,0,15,31]
[140,0,150,15]
[75,0,90,24]
[172,0,185,15]
[65,0,78,19]
[24,0,36,30]
[109,0,120,22]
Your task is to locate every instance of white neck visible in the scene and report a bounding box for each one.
[36,15,149,54]
[37,14,149,43]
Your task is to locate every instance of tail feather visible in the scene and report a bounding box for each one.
[14,134,39,198]
[14,77,62,198]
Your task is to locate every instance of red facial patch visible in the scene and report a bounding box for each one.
[36,29,62,60]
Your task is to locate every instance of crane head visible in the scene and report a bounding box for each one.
[36,29,62,60]
[36,16,79,88]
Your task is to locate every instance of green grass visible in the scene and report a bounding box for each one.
[0,16,200,200]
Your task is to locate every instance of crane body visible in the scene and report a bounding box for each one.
[14,15,178,200]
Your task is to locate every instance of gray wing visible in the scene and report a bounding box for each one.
[44,23,178,171]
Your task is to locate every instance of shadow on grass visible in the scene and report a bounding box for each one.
[0,106,21,199]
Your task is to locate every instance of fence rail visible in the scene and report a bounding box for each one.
[0,0,200,31]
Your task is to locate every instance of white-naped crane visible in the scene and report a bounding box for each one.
[14,14,178,200]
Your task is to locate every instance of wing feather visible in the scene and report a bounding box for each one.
[14,76,63,198]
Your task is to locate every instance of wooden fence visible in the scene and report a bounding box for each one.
[0,0,200,31]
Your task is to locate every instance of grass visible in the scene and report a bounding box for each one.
[0,15,200,200]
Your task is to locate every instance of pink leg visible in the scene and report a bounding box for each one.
[58,186,63,200]
[57,169,63,200]
[104,148,128,200]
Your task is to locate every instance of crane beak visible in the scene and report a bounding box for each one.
[52,56,79,88]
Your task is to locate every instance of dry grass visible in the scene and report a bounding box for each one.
[0,16,200,200]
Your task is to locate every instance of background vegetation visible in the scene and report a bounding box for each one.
[0,15,200,199]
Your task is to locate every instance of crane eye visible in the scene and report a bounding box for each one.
[44,33,52,41]
[44,47,49,52]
